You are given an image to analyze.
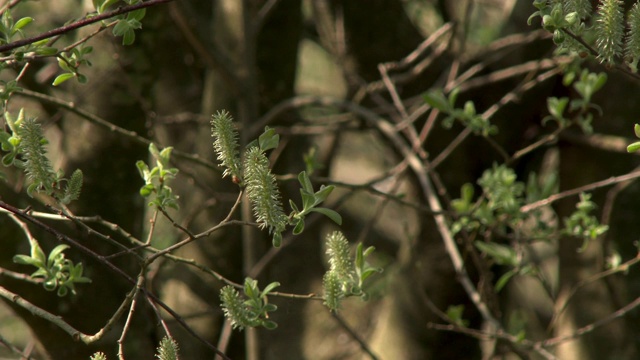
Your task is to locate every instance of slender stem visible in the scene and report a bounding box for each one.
[0,0,175,53]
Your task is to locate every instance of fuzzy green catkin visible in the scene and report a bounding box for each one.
[61,169,83,204]
[564,0,591,20]
[156,336,180,360]
[595,0,624,64]
[19,118,56,195]
[243,147,287,236]
[211,110,242,180]
[323,271,343,312]
[325,231,353,281]
[220,285,250,330]
[625,3,640,65]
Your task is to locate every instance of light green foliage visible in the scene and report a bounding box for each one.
[289,171,341,236]
[211,110,242,181]
[626,123,640,152]
[544,68,607,134]
[210,118,341,247]
[156,336,180,360]
[562,193,609,251]
[451,164,526,235]
[530,0,640,69]
[322,231,382,312]
[423,88,497,136]
[90,352,108,360]
[220,278,279,330]
[93,0,146,45]
[13,243,91,297]
[474,241,536,292]
[478,164,525,214]
[446,304,470,327]
[53,46,93,86]
[0,9,33,45]
[136,143,179,210]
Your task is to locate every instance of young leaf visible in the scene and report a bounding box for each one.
[309,207,342,225]
[258,127,279,151]
[298,171,313,194]
[52,73,75,86]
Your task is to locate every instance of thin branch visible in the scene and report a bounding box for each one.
[117,275,144,360]
[520,168,640,213]
[542,291,640,348]
[0,266,42,285]
[330,312,379,360]
[14,89,219,171]
[0,200,230,359]
[0,0,175,53]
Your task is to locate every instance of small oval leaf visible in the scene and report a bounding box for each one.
[52,73,74,86]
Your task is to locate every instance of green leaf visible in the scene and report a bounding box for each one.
[446,305,469,327]
[13,17,33,31]
[262,320,278,330]
[258,127,279,151]
[34,47,58,56]
[309,207,342,225]
[52,73,74,86]
[292,219,304,235]
[627,141,640,153]
[261,281,280,297]
[272,232,282,247]
[13,254,42,267]
[314,185,334,204]
[298,171,313,194]
[474,241,518,266]
[48,245,69,263]
[495,269,517,292]
[127,8,146,21]
[139,183,155,197]
[423,89,451,112]
[112,20,130,37]
[122,29,135,46]
[634,124,640,138]
[244,278,257,298]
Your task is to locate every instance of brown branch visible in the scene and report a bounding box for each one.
[520,168,640,213]
[0,200,231,359]
[0,0,175,53]
[14,89,219,171]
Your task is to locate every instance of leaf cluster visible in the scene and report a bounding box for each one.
[322,231,382,312]
[13,243,91,297]
[53,46,93,86]
[210,113,342,247]
[423,88,497,136]
[544,69,607,133]
[136,143,179,210]
[93,0,146,45]
[562,192,609,251]
[220,278,279,330]
[530,0,640,69]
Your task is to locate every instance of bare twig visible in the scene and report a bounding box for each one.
[14,89,219,171]
[330,312,379,360]
[520,168,640,213]
[0,0,175,53]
